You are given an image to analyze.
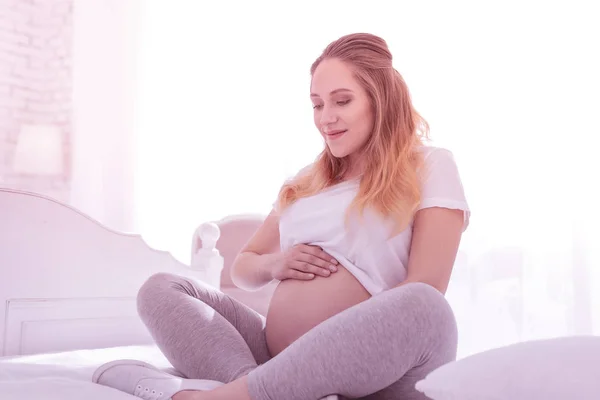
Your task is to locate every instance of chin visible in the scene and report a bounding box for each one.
[328,147,350,158]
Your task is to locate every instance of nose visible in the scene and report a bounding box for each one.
[319,105,338,126]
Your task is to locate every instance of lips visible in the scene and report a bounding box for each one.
[325,129,347,139]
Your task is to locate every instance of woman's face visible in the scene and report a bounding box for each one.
[310,58,374,162]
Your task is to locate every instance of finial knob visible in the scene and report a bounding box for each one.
[198,222,220,249]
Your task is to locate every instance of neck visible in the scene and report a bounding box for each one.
[344,154,365,180]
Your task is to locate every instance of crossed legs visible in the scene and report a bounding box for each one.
[133,273,456,399]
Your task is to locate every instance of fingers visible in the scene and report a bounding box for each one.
[274,265,315,281]
[291,260,333,277]
[282,244,340,281]
[298,244,339,266]
[295,253,337,274]
[285,269,316,280]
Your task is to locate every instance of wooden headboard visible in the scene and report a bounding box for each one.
[0,188,276,357]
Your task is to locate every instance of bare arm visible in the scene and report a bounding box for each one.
[230,210,283,291]
[397,207,464,294]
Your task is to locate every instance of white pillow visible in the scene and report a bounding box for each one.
[415,335,600,400]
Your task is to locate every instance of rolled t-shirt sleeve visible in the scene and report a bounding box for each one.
[417,147,471,231]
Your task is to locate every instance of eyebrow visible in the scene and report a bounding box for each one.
[310,88,353,98]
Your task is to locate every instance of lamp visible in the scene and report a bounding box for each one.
[13,124,64,175]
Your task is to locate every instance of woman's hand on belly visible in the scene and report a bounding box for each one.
[265,265,371,356]
[270,244,339,281]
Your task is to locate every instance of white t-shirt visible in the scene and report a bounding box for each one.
[276,146,470,295]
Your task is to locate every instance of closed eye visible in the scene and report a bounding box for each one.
[312,100,350,110]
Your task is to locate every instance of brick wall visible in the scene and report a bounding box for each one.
[0,0,72,202]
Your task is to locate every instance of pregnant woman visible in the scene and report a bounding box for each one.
[93,32,470,400]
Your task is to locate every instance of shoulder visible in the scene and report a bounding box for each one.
[283,163,314,185]
[417,145,456,164]
[273,163,314,212]
[415,145,461,178]
[296,163,314,178]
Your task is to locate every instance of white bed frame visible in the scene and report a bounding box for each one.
[0,188,277,358]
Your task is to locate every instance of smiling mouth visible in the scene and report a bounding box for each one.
[325,130,347,139]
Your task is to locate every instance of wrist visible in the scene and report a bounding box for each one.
[259,252,281,282]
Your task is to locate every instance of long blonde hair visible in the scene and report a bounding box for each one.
[277,33,430,234]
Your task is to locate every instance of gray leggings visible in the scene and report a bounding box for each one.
[137,272,457,400]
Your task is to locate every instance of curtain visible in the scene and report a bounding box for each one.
[70,0,141,231]
[127,0,599,358]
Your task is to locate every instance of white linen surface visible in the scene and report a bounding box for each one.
[0,345,173,399]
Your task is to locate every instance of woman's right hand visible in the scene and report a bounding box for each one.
[271,244,339,281]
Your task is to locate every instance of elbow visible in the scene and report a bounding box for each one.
[229,251,264,291]
[229,253,247,289]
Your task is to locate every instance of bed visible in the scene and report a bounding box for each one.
[3,188,597,400]
[0,188,277,399]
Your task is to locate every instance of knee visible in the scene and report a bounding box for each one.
[403,282,458,357]
[397,281,448,306]
[403,282,455,319]
[389,282,457,338]
[137,272,180,309]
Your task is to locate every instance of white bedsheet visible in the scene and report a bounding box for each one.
[0,345,173,400]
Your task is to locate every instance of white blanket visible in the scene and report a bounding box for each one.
[0,345,173,400]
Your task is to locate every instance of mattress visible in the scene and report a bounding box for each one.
[0,345,342,400]
[0,345,173,400]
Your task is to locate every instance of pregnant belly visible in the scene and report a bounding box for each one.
[265,265,371,357]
